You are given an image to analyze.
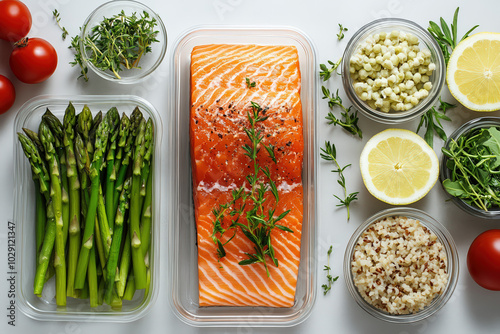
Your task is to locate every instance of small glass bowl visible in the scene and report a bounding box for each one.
[80,0,167,84]
[440,117,500,219]
[342,18,446,124]
[344,207,459,323]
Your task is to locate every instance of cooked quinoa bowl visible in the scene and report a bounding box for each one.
[344,208,459,323]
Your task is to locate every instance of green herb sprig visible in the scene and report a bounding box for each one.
[320,141,358,220]
[416,97,455,148]
[319,58,342,82]
[52,10,69,40]
[69,33,89,82]
[442,126,500,211]
[337,24,348,41]
[78,10,159,80]
[211,102,293,277]
[428,7,479,64]
[245,77,256,88]
[322,87,362,138]
[322,246,339,295]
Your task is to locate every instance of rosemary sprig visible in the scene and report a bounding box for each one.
[80,10,159,80]
[245,77,256,88]
[337,24,348,41]
[211,102,293,277]
[320,141,358,220]
[428,7,479,64]
[319,57,342,81]
[322,246,339,295]
[322,86,362,138]
[416,97,454,148]
[52,10,69,40]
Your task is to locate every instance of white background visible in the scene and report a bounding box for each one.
[1,0,499,333]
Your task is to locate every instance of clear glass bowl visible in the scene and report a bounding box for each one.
[13,95,162,322]
[342,18,446,124]
[169,26,317,327]
[344,207,459,323]
[440,117,500,219]
[80,0,167,84]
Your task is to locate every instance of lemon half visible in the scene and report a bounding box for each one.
[447,32,500,111]
[360,129,439,205]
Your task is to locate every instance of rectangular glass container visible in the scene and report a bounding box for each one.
[169,26,317,327]
[13,95,162,322]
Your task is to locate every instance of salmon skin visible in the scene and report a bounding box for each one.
[190,44,303,307]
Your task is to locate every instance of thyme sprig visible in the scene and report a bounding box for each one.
[319,58,342,81]
[79,10,159,79]
[211,102,293,277]
[322,87,362,138]
[322,246,339,295]
[52,10,69,40]
[428,7,479,64]
[337,24,348,41]
[69,33,89,82]
[320,141,358,220]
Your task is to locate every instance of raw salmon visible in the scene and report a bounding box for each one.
[190,44,303,307]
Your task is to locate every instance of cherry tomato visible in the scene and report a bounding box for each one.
[0,0,32,42]
[10,37,58,84]
[0,75,15,114]
[467,229,500,291]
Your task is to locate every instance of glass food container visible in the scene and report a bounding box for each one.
[14,95,162,322]
[344,207,459,323]
[169,26,317,327]
[342,18,446,124]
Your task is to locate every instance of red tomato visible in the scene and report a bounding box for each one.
[0,75,15,114]
[467,229,500,291]
[10,38,57,84]
[0,0,32,42]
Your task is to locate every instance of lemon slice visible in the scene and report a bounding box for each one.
[447,32,500,111]
[359,129,439,205]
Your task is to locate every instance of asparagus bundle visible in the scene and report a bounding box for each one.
[17,103,154,307]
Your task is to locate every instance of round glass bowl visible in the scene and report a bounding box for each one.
[80,0,167,84]
[344,207,459,323]
[342,18,446,124]
[440,117,500,219]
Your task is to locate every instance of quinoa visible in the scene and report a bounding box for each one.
[351,216,448,314]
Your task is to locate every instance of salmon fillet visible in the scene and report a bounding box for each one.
[190,44,303,307]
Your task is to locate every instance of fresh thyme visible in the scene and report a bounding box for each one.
[79,10,159,79]
[322,246,339,295]
[245,77,256,88]
[319,58,342,81]
[428,7,479,64]
[52,10,69,40]
[416,97,454,148]
[337,24,348,41]
[320,141,358,221]
[69,33,89,82]
[322,86,362,138]
[211,102,293,277]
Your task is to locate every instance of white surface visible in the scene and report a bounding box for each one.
[0,0,499,333]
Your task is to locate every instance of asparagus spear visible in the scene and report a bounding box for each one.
[113,109,141,215]
[88,243,99,307]
[130,118,148,290]
[140,161,153,261]
[105,178,131,304]
[39,121,67,306]
[42,110,70,247]
[116,228,131,298]
[17,133,51,285]
[74,110,111,290]
[139,118,154,211]
[105,109,122,230]
[63,102,81,299]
